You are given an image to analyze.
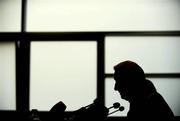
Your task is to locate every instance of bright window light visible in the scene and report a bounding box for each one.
[30,41,97,111]
[105,36,180,73]
[27,0,180,31]
[0,42,16,110]
[0,0,21,32]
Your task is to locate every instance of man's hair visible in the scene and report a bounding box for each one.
[114,60,145,82]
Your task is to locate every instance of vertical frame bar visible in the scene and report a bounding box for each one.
[16,38,30,112]
[97,35,105,104]
[16,0,29,113]
[21,0,27,32]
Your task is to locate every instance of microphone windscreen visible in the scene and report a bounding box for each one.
[119,106,125,111]
[113,102,120,109]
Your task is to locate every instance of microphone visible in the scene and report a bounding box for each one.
[84,98,100,109]
[50,101,66,113]
[108,102,120,110]
[119,106,125,111]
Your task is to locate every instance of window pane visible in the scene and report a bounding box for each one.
[0,0,21,32]
[27,0,180,31]
[105,36,180,73]
[149,78,180,116]
[0,42,16,110]
[105,78,180,116]
[30,41,97,111]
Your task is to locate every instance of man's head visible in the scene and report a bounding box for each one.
[113,60,145,101]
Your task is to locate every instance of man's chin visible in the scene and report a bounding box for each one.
[120,93,129,101]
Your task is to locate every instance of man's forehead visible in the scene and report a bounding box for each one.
[114,72,129,82]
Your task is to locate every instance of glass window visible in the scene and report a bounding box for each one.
[30,41,97,111]
[105,78,180,116]
[0,0,21,32]
[0,42,16,110]
[27,0,180,31]
[105,36,180,73]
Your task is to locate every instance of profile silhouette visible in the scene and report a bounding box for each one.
[113,60,174,120]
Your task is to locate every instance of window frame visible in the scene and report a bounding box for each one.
[0,0,180,120]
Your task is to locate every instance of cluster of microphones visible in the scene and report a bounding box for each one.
[28,99,125,121]
[84,99,124,116]
[69,99,125,120]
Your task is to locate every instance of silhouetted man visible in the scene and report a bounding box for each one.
[113,60,174,120]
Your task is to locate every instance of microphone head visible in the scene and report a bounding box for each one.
[50,101,66,113]
[119,106,125,111]
[113,102,120,109]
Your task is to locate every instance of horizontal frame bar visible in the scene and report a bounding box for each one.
[105,73,180,78]
[0,31,180,41]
